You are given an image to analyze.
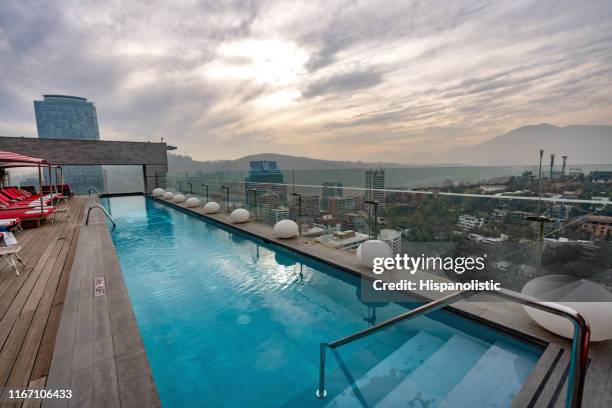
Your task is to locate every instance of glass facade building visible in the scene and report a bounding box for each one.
[34,95,104,193]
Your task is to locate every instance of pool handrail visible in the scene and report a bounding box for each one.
[85,204,116,230]
[88,186,102,197]
[316,288,590,408]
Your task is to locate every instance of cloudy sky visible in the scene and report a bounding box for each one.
[0,0,611,162]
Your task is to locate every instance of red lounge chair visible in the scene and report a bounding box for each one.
[0,218,21,232]
[0,190,53,207]
[0,207,55,222]
[0,196,52,209]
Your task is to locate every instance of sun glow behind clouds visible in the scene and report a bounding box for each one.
[204,39,308,86]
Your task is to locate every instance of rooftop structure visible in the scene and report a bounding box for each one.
[581,215,612,239]
[457,214,485,231]
[315,229,369,250]
[378,228,402,254]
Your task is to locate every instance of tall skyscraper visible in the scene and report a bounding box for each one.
[34,95,104,193]
[245,161,287,207]
[365,168,385,216]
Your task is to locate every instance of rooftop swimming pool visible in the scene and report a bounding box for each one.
[103,196,544,408]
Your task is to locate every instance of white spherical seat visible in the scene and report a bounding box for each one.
[522,275,612,342]
[152,188,164,197]
[172,194,186,203]
[203,201,220,214]
[230,208,250,223]
[185,197,200,208]
[274,219,299,239]
[162,191,174,200]
[357,240,393,270]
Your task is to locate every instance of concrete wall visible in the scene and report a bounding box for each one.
[0,136,172,165]
[0,136,175,192]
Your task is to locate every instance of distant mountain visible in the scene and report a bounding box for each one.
[168,124,612,172]
[409,124,612,165]
[168,152,404,173]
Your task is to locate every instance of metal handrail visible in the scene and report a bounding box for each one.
[85,204,116,229]
[316,288,590,408]
[88,186,102,197]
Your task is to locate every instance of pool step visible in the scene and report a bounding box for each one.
[323,331,444,407]
[279,344,383,407]
[375,334,488,407]
[438,341,538,407]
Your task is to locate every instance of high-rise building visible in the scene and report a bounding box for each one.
[245,161,287,207]
[298,194,321,220]
[321,182,343,210]
[365,168,385,216]
[34,95,104,193]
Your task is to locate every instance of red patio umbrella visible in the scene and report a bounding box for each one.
[0,150,52,216]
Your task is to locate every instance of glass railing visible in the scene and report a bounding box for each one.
[158,166,611,298]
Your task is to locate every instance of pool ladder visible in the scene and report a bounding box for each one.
[85,204,116,230]
[88,186,103,197]
[316,288,590,408]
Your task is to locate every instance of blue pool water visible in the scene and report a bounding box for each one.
[103,196,543,408]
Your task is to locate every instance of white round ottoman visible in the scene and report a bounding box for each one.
[172,194,186,203]
[203,202,220,214]
[152,188,164,197]
[274,220,299,238]
[357,240,393,270]
[185,197,200,208]
[230,208,250,223]
[522,275,612,341]
[162,191,174,200]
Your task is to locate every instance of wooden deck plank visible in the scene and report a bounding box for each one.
[0,224,60,315]
[1,242,72,398]
[44,196,159,408]
[0,197,86,408]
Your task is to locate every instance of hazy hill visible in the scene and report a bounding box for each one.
[168,152,403,172]
[168,124,612,172]
[409,124,612,165]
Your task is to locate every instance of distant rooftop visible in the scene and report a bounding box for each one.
[41,95,88,101]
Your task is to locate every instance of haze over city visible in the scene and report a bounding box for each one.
[1,0,611,162]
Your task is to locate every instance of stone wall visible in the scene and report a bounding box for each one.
[0,136,175,192]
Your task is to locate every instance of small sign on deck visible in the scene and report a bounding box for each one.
[94,277,106,296]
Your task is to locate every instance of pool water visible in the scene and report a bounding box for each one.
[103,196,543,408]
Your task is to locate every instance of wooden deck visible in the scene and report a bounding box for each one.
[0,196,159,408]
[0,197,86,408]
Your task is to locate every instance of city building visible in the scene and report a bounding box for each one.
[457,214,485,231]
[34,94,104,193]
[344,212,367,232]
[568,167,584,179]
[591,171,612,183]
[547,204,572,221]
[298,194,321,221]
[321,182,343,210]
[365,168,385,216]
[315,230,369,251]
[580,215,612,239]
[480,185,505,194]
[260,204,289,226]
[378,229,402,254]
[328,196,356,223]
[245,161,287,206]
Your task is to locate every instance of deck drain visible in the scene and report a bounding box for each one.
[94,277,106,296]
